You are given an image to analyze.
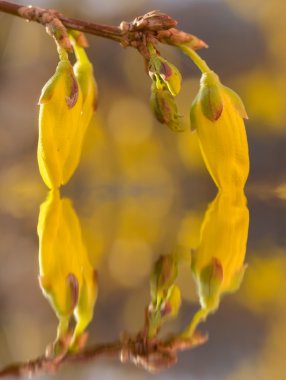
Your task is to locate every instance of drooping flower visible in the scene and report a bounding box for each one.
[37,49,83,189]
[190,70,249,191]
[181,191,249,337]
[38,190,98,352]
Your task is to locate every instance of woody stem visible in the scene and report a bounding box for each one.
[0,0,126,43]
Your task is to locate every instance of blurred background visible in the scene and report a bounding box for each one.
[0,0,286,379]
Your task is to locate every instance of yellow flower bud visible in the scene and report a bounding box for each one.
[65,42,98,179]
[38,190,98,351]
[38,54,83,189]
[190,70,249,191]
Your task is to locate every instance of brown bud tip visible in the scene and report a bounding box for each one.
[159,61,173,81]
[46,17,73,53]
[131,10,177,31]
[67,273,79,311]
[65,73,79,108]
[74,32,89,48]
[158,29,208,50]
[119,21,130,32]
[160,301,172,317]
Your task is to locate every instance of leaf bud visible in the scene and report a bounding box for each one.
[131,10,177,31]
[148,52,182,96]
[150,82,183,132]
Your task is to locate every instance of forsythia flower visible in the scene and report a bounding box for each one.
[190,70,249,191]
[38,52,83,189]
[38,190,98,351]
[181,191,249,337]
[38,43,97,189]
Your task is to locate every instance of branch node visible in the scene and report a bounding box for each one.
[18,5,72,52]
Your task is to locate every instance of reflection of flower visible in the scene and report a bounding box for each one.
[182,191,249,337]
[38,190,97,352]
[148,255,181,338]
[190,70,249,191]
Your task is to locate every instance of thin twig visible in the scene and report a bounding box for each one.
[0,331,207,378]
[0,1,125,43]
[0,0,207,54]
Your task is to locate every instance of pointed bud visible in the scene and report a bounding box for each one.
[131,10,177,31]
[182,33,208,50]
[149,53,182,96]
[158,29,208,50]
[148,254,181,337]
[150,82,183,132]
[150,255,178,303]
[190,70,249,190]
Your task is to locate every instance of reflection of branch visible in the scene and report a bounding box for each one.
[0,332,207,378]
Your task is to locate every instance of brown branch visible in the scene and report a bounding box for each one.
[0,341,121,378]
[0,1,125,43]
[0,331,207,378]
[0,1,207,53]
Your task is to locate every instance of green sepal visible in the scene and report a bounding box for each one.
[38,60,79,109]
[198,257,223,310]
[200,82,224,122]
